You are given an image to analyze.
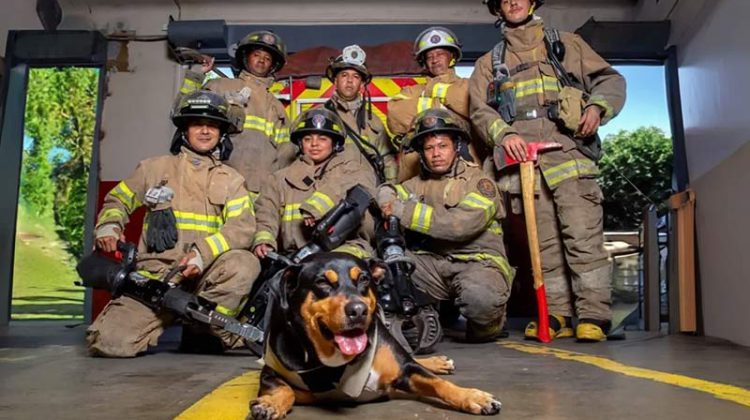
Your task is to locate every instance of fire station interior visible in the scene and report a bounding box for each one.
[1,0,749,419]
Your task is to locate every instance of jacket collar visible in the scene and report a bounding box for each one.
[504,17,545,52]
[180,146,221,168]
[331,93,363,113]
[239,70,275,89]
[428,67,461,83]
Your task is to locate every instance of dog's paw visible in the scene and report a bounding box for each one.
[248,397,288,420]
[459,388,502,416]
[416,355,456,375]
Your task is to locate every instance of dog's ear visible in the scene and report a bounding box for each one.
[278,264,302,312]
[367,258,388,284]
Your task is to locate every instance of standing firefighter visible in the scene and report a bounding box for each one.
[376,109,514,342]
[179,30,294,201]
[323,44,397,184]
[470,0,626,341]
[252,108,376,260]
[87,91,260,357]
[388,27,484,182]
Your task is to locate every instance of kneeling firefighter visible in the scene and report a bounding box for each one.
[86,90,260,357]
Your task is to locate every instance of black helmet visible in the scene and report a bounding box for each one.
[291,108,347,152]
[483,0,544,17]
[406,108,469,153]
[326,44,372,83]
[234,30,287,74]
[170,90,240,160]
[413,27,463,67]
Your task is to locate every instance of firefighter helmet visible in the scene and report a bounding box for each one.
[406,108,469,153]
[483,0,545,17]
[291,108,347,152]
[326,44,372,83]
[170,90,239,160]
[414,27,463,67]
[234,30,287,74]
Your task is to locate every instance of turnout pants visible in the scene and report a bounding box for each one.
[86,250,260,357]
[406,251,511,329]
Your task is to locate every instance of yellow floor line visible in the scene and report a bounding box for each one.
[175,369,260,420]
[500,341,750,408]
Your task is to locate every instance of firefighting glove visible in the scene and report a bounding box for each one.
[145,208,178,253]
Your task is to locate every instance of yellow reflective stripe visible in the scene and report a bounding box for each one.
[274,126,290,144]
[431,83,450,101]
[136,270,162,280]
[99,208,125,223]
[417,97,432,113]
[395,185,409,201]
[109,181,141,213]
[488,119,510,143]
[451,253,514,281]
[542,159,599,188]
[248,191,260,204]
[410,202,433,234]
[243,115,275,137]
[588,95,614,119]
[173,210,223,233]
[458,192,496,224]
[225,196,252,219]
[304,192,335,215]
[488,220,503,235]
[254,230,276,244]
[205,233,230,257]
[215,304,240,317]
[180,77,202,94]
[393,93,409,100]
[514,76,560,99]
[334,244,371,259]
[282,204,303,222]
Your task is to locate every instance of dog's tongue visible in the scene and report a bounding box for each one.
[334,332,368,356]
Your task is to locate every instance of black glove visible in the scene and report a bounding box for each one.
[145,208,178,253]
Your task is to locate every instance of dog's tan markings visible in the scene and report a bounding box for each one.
[349,266,362,281]
[362,288,377,316]
[373,344,402,389]
[324,269,338,284]
[300,293,353,361]
[408,375,498,415]
[251,375,295,419]
[293,388,317,405]
[416,355,455,375]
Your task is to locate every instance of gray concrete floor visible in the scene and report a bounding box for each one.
[1,321,749,420]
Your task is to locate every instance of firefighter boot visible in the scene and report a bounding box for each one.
[576,319,611,342]
[524,314,574,341]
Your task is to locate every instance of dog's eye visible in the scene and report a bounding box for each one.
[356,274,370,291]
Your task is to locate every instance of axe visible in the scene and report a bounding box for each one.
[502,141,562,343]
[172,46,230,79]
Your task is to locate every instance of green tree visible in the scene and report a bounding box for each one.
[22,67,99,257]
[598,127,673,230]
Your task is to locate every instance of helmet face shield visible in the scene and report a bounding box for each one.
[414,27,462,67]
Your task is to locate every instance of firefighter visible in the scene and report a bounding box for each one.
[388,26,485,182]
[179,30,294,202]
[470,0,626,342]
[322,44,397,185]
[376,109,514,342]
[87,91,260,357]
[252,108,376,260]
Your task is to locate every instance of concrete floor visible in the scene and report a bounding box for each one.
[1,321,749,420]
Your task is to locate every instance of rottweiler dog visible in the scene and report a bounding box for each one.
[248,253,501,419]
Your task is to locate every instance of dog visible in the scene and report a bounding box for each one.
[248,252,502,419]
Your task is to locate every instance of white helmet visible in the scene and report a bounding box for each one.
[413,26,462,67]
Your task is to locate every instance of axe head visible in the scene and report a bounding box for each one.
[496,141,563,168]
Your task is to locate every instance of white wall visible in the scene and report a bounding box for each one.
[673,0,750,346]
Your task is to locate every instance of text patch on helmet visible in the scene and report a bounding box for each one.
[312,113,326,128]
[422,116,438,128]
[342,44,366,66]
[262,33,276,44]
[477,179,497,198]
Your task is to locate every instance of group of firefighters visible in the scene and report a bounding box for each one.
[86,0,626,357]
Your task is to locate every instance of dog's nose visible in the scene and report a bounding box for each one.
[345,301,368,323]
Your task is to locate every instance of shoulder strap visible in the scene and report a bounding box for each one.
[490,32,508,80]
[543,28,576,87]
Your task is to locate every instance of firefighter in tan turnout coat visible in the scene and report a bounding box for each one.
[87,91,260,357]
[252,108,376,260]
[470,0,626,341]
[388,27,484,182]
[180,30,295,201]
[377,109,514,342]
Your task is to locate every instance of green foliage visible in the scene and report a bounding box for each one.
[21,67,99,258]
[598,127,673,230]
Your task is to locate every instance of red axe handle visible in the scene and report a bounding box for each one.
[504,141,563,166]
[520,161,551,343]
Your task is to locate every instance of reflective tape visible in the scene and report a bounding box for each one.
[514,76,560,99]
[488,220,503,236]
[333,243,371,259]
[99,208,125,223]
[417,97,433,114]
[243,115,276,137]
[431,83,450,101]
[224,195,252,220]
[542,159,599,188]
[205,233,230,257]
[179,77,202,94]
[174,210,223,233]
[253,230,276,245]
[410,202,433,234]
[303,192,335,216]
[215,303,240,317]
[282,204,303,222]
[109,181,141,213]
[458,192,496,224]
[451,252,514,281]
[274,126,290,145]
[488,119,510,144]
[395,185,410,201]
[587,95,614,119]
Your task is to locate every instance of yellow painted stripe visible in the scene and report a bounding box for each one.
[174,370,261,420]
[500,342,750,408]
